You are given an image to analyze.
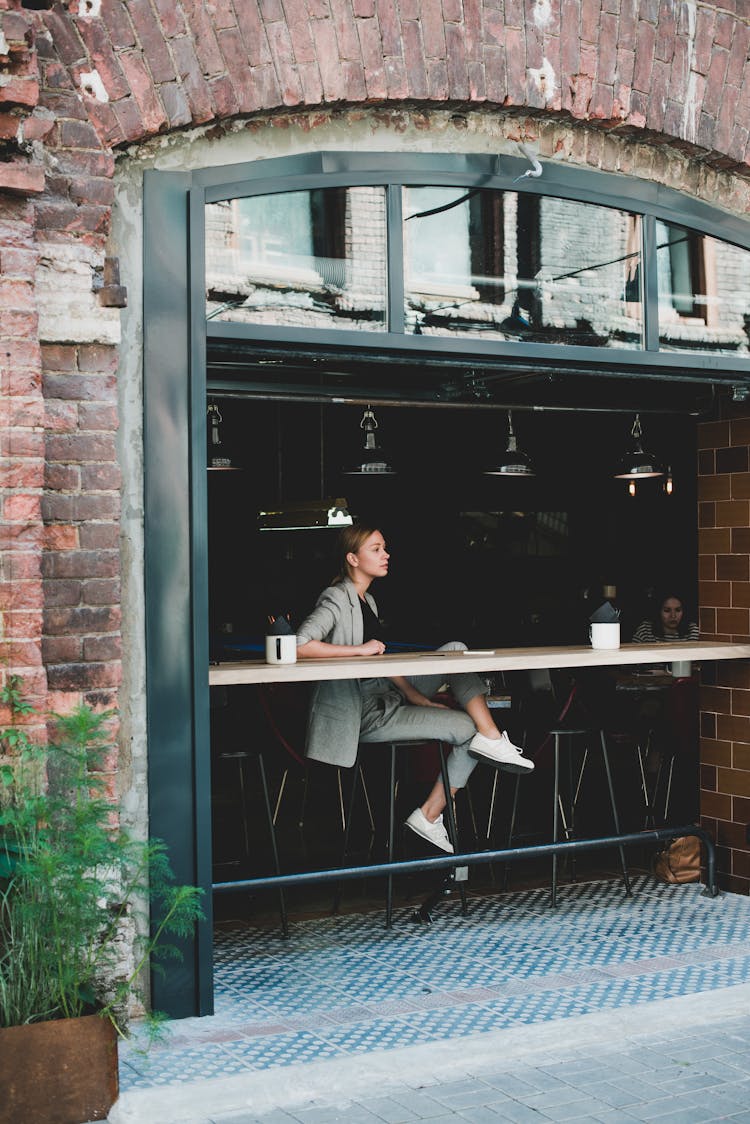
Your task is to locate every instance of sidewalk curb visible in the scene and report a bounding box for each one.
[108,981,750,1122]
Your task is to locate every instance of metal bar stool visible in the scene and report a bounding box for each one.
[501,677,631,905]
[338,739,467,928]
[550,729,632,907]
[214,748,289,937]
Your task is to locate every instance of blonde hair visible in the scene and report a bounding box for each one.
[333,523,381,583]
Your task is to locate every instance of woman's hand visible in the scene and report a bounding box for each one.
[388,676,449,708]
[358,639,386,656]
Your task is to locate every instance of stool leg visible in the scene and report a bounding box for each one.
[502,774,521,892]
[485,771,499,844]
[485,770,499,885]
[386,742,397,928]
[663,755,676,822]
[551,733,560,908]
[236,756,252,865]
[257,754,289,937]
[599,731,632,897]
[438,744,468,917]
[333,763,360,915]
[636,740,653,828]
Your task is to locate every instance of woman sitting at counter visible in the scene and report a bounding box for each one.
[632,592,699,644]
[296,524,534,854]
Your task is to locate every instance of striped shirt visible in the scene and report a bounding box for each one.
[632,620,699,643]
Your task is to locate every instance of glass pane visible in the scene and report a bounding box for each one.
[403,187,643,348]
[205,187,387,330]
[658,221,750,355]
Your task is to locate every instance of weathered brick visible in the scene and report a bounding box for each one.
[0,579,43,611]
[152,0,187,38]
[46,662,122,690]
[83,634,122,661]
[43,524,78,551]
[78,523,118,550]
[170,35,215,121]
[421,0,447,59]
[79,463,121,490]
[119,49,169,133]
[127,0,176,82]
[82,577,121,605]
[632,18,655,92]
[0,162,45,195]
[42,374,117,403]
[43,604,121,633]
[41,578,82,607]
[41,547,118,581]
[42,635,83,663]
[41,492,120,522]
[45,433,117,464]
[41,9,87,67]
[35,200,111,235]
[159,79,193,126]
[44,460,79,492]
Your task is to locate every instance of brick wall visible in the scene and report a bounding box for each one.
[698,406,750,894]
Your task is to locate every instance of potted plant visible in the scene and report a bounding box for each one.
[0,675,203,1124]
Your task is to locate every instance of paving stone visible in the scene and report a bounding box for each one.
[355,1095,423,1122]
[538,1100,625,1122]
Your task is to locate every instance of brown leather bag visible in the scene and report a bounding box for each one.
[652,835,701,884]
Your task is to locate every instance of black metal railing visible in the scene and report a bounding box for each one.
[212,823,718,899]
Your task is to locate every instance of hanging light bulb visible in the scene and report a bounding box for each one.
[665,465,674,495]
[206,402,235,470]
[342,405,396,475]
[484,410,536,476]
[613,413,664,481]
[628,480,636,497]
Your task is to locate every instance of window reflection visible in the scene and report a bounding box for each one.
[205,187,387,329]
[657,221,750,355]
[403,188,643,348]
[203,176,750,359]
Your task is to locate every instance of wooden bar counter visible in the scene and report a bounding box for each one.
[209,640,750,687]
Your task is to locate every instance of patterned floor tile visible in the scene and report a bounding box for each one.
[120,879,750,1092]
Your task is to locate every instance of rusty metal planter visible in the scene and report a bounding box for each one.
[0,1013,119,1124]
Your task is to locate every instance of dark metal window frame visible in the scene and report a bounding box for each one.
[144,152,750,1019]
[200,151,750,375]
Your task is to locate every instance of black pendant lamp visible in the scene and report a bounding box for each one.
[342,405,396,475]
[484,410,536,476]
[613,413,664,481]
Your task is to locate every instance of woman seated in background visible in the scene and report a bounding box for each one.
[296,523,534,855]
[632,591,699,643]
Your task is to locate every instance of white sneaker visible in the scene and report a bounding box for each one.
[405,808,454,853]
[469,731,535,773]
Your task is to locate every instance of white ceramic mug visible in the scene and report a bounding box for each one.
[670,661,692,678]
[589,622,620,650]
[265,634,297,664]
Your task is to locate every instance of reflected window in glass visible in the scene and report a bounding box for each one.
[205,187,387,330]
[403,189,643,348]
[657,221,750,356]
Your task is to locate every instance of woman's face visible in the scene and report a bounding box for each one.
[348,531,390,582]
[660,597,684,634]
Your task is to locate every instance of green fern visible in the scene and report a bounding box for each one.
[0,682,204,1034]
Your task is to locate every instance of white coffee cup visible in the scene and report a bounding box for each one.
[589,622,620,650]
[670,661,692,678]
[265,634,297,664]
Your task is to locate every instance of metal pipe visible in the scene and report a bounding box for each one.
[205,384,701,416]
[212,823,718,897]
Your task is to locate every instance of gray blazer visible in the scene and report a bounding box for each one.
[296,580,377,768]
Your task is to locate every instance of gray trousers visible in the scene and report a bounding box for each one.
[358,642,487,789]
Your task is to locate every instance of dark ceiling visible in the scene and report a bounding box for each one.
[206,339,733,419]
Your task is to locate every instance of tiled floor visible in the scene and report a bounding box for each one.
[118,876,750,1098]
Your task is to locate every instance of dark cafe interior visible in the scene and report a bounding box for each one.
[206,385,700,925]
